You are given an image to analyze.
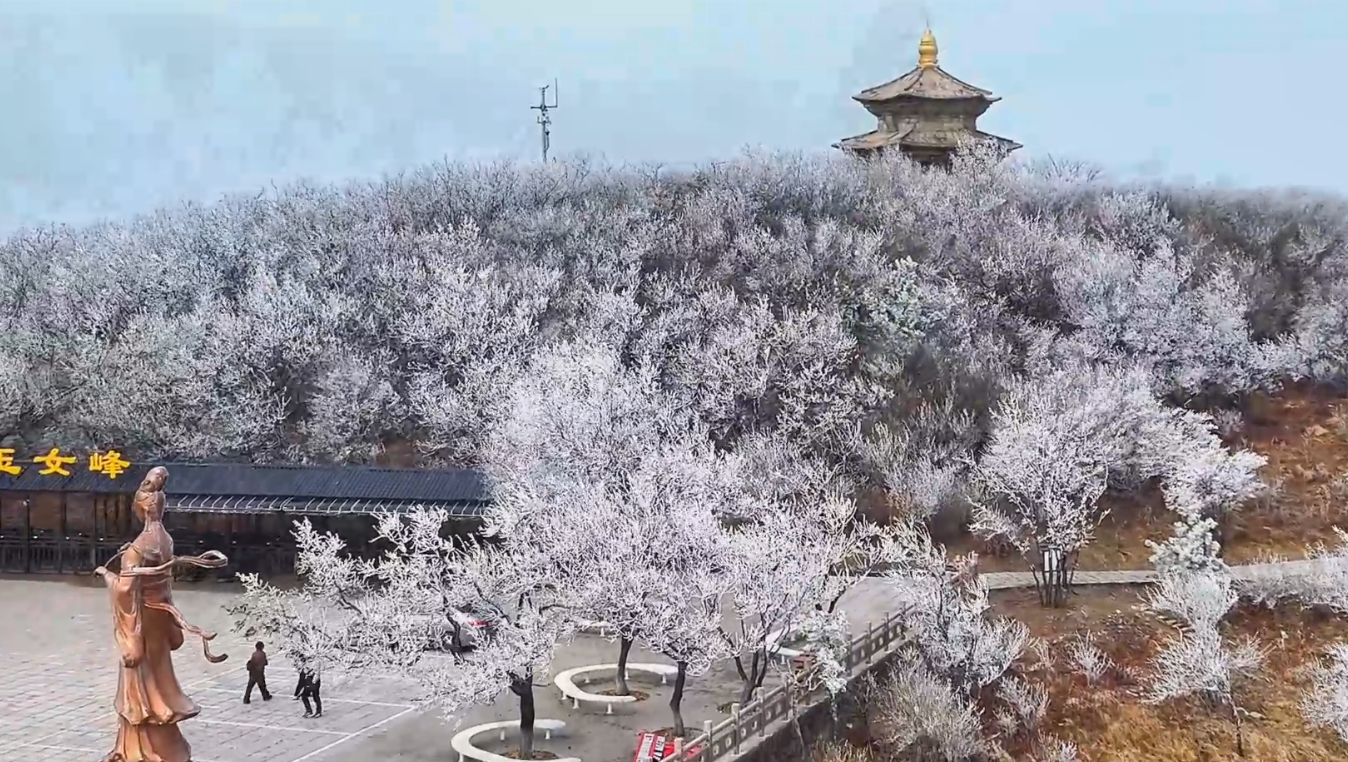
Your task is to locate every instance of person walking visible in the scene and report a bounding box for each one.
[298,667,323,718]
[244,642,273,704]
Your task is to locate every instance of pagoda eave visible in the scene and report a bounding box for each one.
[834,129,1021,156]
[853,93,1001,106]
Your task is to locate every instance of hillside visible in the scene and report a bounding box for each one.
[5,145,1348,760]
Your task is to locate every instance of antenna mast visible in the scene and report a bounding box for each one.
[531,79,559,162]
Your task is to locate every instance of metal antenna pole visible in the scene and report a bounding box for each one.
[530,78,559,162]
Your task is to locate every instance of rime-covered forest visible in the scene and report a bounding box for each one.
[2,146,1344,470]
[12,145,1348,759]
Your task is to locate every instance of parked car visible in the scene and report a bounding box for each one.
[443,610,488,650]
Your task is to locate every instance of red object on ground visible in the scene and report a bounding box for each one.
[633,731,702,761]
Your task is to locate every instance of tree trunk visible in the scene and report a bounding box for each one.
[754,648,769,691]
[670,661,688,738]
[615,635,634,696]
[510,675,537,760]
[740,649,763,703]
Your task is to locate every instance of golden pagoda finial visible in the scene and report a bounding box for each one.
[917,28,938,69]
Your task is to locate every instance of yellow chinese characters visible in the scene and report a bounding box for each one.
[0,448,21,476]
[90,449,132,479]
[34,447,77,476]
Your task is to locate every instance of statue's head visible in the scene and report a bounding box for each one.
[134,466,169,522]
[140,466,168,493]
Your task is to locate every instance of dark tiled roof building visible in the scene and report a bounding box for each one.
[835,29,1020,167]
[0,461,489,517]
[0,458,490,575]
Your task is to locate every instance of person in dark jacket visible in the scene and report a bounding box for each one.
[244,642,272,703]
[297,668,323,718]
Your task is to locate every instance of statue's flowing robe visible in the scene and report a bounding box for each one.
[103,529,198,762]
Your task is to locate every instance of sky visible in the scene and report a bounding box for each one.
[1,0,1344,233]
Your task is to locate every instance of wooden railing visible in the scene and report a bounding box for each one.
[0,535,298,577]
[0,535,126,574]
[669,609,905,762]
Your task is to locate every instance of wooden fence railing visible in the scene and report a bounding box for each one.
[0,536,297,577]
[668,608,905,761]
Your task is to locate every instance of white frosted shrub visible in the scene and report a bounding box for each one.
[1145,569,1265,755]
[872,663,986,761]
[1302,643,1348,743]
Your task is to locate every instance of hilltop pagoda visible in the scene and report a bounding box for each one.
[835,29,1020,167]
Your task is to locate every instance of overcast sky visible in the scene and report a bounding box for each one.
[2,0,1343,233]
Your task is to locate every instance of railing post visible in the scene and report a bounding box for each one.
[754,688,766,737]
[703,720,714,754]
[731,702,741,753]
[866,620,876,663]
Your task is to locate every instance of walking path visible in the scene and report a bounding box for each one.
[982,557,1320,590]
[835,557,1320,634]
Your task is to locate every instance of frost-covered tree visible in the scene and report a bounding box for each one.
[638,555,734,737]
[972,354,1267,605]
[1146,511,1227,577]
[1145,570,1265,756]
[871,662,987,761]
[1146,412,1266,576]
[231,509,570,761]
[871,526,1043,759]
[887,532,1030,700]
[226,525,353,678]
[715,436,906,703]
[718,496,852,703]
[482,340,733,700]
[1159,414,1268,531]
[968,367,1114,607]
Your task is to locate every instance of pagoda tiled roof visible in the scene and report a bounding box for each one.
[854,65,997,103]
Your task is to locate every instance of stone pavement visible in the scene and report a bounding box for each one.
[0,575,421,762]
[0,576,745,762]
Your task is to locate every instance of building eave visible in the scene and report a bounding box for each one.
[853,65,997,103]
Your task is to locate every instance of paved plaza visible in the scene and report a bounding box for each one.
[0,576,787,762]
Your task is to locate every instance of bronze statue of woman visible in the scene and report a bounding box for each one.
[94,466,230,762]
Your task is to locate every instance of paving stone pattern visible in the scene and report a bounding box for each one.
[0,577,418,762]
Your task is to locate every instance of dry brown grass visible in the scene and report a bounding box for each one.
[1029,591,1348,762]
[1225,384,1348,563]
[818,586,1348,762]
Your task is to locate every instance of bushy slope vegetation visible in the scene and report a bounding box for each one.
[6,146,1345,554]
[3,146,1343,468]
